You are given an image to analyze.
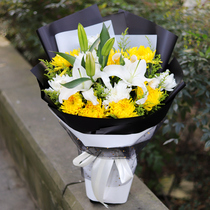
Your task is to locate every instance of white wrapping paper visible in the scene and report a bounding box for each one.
[51,111,156,207]
[55,20,157,53]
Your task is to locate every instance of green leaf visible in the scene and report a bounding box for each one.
[61,77,90,89]
[206,46,210,55]
[162,124,170,135]
[97,23,110,66]
[173,122,185,134]
[201,133,209,142]
[205,140,210,148]
[81,56,86,69]
[53,51,76,65]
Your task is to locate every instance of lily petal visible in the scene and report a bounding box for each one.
[103,65,130,82]
[94,71,112,89]
[82,88,99,105]
[59,87,79,103]
[135,85,148,105]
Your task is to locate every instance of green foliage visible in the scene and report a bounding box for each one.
[146,54,162,78]
[40,58,72,79]
[117,28,130,51]
[94,82,108,100]
[134,1,210,208]
[135,104,146,116]
[43,89,60,107]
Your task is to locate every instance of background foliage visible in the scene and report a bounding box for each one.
[0,0,209,209]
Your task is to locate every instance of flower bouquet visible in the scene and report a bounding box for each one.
[31,5,185,207]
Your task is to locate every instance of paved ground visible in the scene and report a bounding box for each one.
[0,141,38,210]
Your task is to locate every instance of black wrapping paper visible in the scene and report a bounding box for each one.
[37,5,103,59]
[32,5,185,136]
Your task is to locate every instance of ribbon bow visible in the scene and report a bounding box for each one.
[73,151,134,208]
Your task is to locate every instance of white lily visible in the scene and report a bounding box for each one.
[103,59,150,87]
[59,53,104,104]
[82,88,98,105]
[59,56,92,103]
[101,59,150,104]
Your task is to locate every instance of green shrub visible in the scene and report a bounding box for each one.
[134,1,210,208]
[0,0,135,64]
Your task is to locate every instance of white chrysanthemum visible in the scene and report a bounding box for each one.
[156,70,177,91]
[45,87,54,92]
[48,74,72,92]
[103,81,132,107]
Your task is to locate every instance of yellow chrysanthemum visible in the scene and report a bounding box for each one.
[107,99,138,118]
[60,92,84,115]
[107,49,128,65]
[50,49,80,71]
[50,54,71,71]
[79,100,106,118]
[143,86,163,111]
[126,46,155,63]
[69,48,80,57]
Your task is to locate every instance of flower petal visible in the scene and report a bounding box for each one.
[94,71,112,89]
[103,65,130,82]
[59,87,79,103]
[82,88,99,105]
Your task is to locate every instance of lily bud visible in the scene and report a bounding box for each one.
[130,55,137,63]
[78,23,88,52]
[112,53,121,62]
[85,51,95,77]
[101,37,115,56]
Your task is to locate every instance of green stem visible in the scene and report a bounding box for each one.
[90,76,95,83]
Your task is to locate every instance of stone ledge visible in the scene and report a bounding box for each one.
[0,36,168,210]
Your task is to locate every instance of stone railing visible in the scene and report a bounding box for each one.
[0,36,168,210]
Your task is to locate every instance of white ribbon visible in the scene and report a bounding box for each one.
[73,152,134,208]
